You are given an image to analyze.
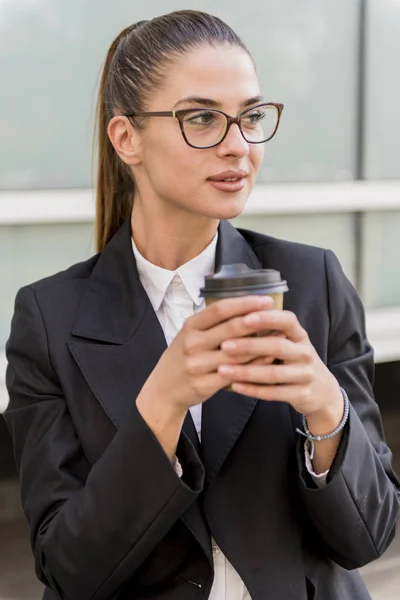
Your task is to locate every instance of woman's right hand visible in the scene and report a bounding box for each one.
[141,294,275,412]
[135,294,275,462]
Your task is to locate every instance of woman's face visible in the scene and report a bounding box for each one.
[132,44,265,221]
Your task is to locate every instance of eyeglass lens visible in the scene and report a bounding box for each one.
[181,104,278,148]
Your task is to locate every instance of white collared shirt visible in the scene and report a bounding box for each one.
[131,233,326,599]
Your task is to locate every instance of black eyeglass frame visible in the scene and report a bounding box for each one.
[123,102,284,149]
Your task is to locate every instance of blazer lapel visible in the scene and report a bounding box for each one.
[201,221,263,483]
[68,218,164,425]
[68,217,199,449]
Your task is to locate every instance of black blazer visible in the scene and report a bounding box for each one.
[4,218,400,600]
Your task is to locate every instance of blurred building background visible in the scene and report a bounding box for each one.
[0,1,399,599]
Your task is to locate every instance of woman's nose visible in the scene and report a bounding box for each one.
[216,122,250,158]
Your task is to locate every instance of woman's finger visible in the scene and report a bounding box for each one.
[240,310,308,343]
[205,310,306,352]
[220,336,313,364]
[218,363,313,385]
[246,355,278,366]
[189,371,237,399]
[184,309,276,354]
[190,295,274,331]
[184,350,266,376]
[229,382,311,404]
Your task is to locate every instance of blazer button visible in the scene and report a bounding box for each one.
[212,540,220,557]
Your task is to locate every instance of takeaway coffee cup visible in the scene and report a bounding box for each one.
[200,264,289,390]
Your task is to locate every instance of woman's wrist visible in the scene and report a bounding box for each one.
[301,386,346,474]
[136,384,188,462]
[305,383,345,438]
[137,386,188,426]
[306,404,344,439]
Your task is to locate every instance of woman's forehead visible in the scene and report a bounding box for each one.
[154,45,261,109]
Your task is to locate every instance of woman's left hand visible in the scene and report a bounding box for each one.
[218,309,344,423]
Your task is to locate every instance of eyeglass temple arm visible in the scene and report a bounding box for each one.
[123,111,176,117]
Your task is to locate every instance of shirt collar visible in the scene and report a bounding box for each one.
[131,233,218,311]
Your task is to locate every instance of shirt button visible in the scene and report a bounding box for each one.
[212,542,220,557]
[180,309,190,319]
[172,275,182,287]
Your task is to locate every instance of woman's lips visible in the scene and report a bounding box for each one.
[207,177,246,192]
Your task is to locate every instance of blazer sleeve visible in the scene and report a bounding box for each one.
[297,249,400,570]
[4,286,205,600]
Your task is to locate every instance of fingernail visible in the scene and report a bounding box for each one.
[244,313,261,324]
[221,341,237,351]
[219,365,235,375]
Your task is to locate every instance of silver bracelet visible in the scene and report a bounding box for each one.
[296,387,350,443]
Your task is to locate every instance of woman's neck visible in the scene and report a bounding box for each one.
[131,203,219,271]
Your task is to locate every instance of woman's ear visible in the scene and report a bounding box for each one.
[107,116,142,166]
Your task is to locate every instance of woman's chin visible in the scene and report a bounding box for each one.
[199,190,249,221]
[210,198,248,221]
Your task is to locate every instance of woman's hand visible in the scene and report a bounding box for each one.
[217,309,346,473]
[141,295,276,413]
[136,295,277,462]
[217,309,344,425]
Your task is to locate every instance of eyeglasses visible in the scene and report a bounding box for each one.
[123,102,284,149]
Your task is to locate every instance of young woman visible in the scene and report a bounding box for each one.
[4,10,400,600]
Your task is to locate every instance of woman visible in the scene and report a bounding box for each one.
[4,10,400,600]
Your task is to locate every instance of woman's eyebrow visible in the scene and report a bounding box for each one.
[242,95,264,107]
[172,95,264,109]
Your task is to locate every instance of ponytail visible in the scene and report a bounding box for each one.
[94,24,144,253]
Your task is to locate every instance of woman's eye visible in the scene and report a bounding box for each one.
[244,110,265,124]
[186,111,216,125]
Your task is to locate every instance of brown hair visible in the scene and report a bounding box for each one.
[94,10,250,252]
